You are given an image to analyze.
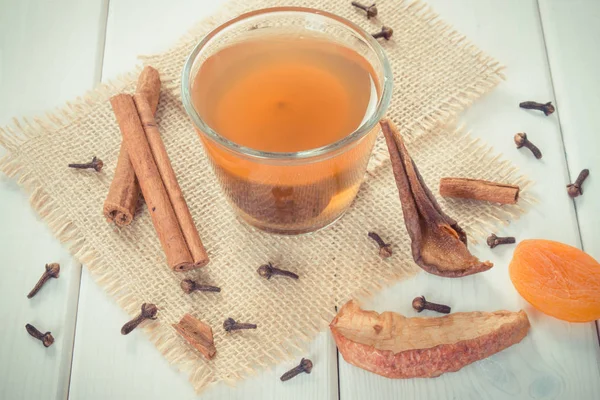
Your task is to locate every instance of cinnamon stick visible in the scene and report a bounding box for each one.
[103,148,138,226]
[439,178,520,205]
[173,314,216,360]
[133,93,209,268]
[136,66,161,113]
[104,66,161,226]
[110,94,193,271]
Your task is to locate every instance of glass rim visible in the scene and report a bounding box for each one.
[181,6,393,161]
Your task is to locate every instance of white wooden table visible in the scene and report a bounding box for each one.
[1,1,599,399]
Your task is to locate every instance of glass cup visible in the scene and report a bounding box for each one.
[182,7,392,234]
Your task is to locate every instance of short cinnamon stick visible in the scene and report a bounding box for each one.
[133,93,209,268]
[110,93,193,270]
[439,178,520,205]
[103,66,161,226]
[103,148,139,226]
[173,314,216,360]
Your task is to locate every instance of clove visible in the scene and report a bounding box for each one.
[368,232,392,258]
[519,101,555,116]
[567,169,590,198]
[68,156,104,172]
[180,279,221,294]
[487,234,516,249]
[257,262,299,280]
[372,26,393,40]
[514,133,542,159]
[223,318,257,332]
[351,2,378,19]
[412,296,451,314]
[121,303,158,335]
[27,263,60,299]
[280,358,313,381]
[25,323,54,347]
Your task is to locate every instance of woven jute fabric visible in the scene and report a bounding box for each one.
[0,0,531,393]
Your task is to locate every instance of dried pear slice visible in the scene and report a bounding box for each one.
[380,119,493,277]
[331,300,530,378]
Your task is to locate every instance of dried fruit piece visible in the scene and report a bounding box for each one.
[330,300,529,378]
[380,119,493,277]
[509,239,600,322]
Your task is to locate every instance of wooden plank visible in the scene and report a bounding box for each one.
[0,187,82,400]
[101,0,225,78]
[71,271,337,399]
[0,1,108,399]
[338,0,600,399]
[538,0,600,261]
[68,0,339,398]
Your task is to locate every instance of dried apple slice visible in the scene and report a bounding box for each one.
[330,300,529,379]
[380,119,493,277]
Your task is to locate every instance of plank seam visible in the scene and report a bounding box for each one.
[66,0,111,398]
[537,0,599,345]
[63,266,83,400]
[536,0,584,250]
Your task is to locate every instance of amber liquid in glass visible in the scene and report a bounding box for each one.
[192,35,380,233]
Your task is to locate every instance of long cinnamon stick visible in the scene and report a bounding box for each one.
[173,314,216,360]
[439,178,519,205]
[110,94,193,271]
[104,67,161,226]
[133,93,209,268]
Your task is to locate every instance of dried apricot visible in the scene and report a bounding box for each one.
[509,239,600,322]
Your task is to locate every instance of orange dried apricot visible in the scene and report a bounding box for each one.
[509,239,600,322]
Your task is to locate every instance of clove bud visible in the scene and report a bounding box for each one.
[180,279,221,294]
[257,262,299,280]
[68,156,103,172]
[487,234,516,249]
[412,296,451,314]
[27,263,60,298]
[519,101,555,116]
[514,133,542,159]
[121,303,158,335]
[25,323,54,347]
[567,169,589,198]
[223,318,257,332]
[280,358,313,381]
[368,232,392,258]
[372,26,393,40]
[351,2,378,19]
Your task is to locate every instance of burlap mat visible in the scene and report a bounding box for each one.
[0,0,532,393]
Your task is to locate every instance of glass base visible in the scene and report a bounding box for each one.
[236,207,349,235]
